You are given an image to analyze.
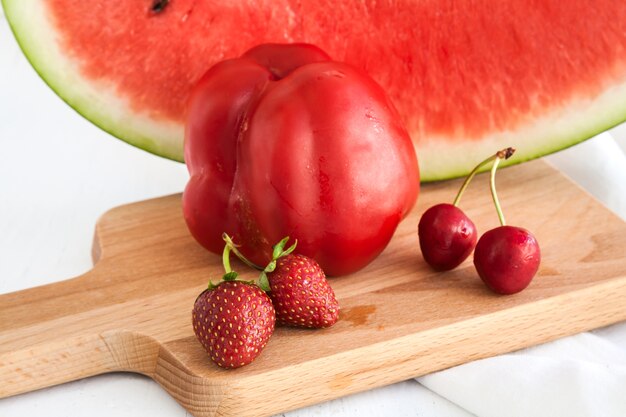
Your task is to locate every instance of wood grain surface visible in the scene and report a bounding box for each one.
[1,159,626,417]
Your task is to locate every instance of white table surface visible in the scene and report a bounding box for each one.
[1,8,625,417]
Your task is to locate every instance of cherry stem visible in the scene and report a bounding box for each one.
[453,147,515,207]
[490,148,514,226]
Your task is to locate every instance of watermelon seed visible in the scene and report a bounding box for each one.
[150,0,170,14]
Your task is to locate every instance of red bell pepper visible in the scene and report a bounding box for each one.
[183,43,419,276]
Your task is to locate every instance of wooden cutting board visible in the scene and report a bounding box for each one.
[1,159,626,416]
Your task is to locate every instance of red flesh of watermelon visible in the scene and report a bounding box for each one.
[49,0,626,136]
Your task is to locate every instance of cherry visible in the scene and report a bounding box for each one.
[418,148,514,271]
[418,204,476,270]
[474,226,540,294]
[473,149,541,294]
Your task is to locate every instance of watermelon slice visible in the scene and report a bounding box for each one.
[3,0,626,181]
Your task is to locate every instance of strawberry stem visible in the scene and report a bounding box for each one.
[222,233,263,270]
[272,236,298,260]
[223,241,233,273]
[258,271,271,292]
[220,242,239,281]
[453,147,515,207]
[222,233,298,293]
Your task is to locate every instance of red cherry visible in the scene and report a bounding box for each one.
[472,148,540,295]
[418,203,477,270]
[473,226,540,294]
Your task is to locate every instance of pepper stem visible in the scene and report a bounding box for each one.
[489,148,515,226]
[453,147,515,207]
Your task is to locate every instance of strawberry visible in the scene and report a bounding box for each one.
[222,234,340,329]
[191,238,275,369]
[266,253,339,328]
[192,280,275,368]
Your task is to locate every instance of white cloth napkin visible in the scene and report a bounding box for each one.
[417,132,626,417]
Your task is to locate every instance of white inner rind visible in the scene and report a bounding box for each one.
[3,0,185,162]
[418,80,626,181]
[4,0,626,179]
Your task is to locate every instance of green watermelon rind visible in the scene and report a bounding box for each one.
[3,0,626,181]
[2,0,185,163]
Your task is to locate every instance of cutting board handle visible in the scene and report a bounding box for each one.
[0,268,161,398]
